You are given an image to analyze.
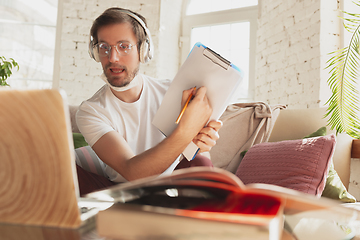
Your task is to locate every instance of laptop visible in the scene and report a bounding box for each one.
[0,88,112,229]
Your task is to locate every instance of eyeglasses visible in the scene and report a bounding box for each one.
[95,42,137,57]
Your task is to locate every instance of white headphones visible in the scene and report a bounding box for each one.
[88,9,154,64]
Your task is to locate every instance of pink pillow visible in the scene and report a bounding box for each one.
[235,134,336,196]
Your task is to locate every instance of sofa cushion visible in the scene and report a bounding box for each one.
[302,127,355,202]
[322,163,356,202]
[303,126,327,139]
[235,134,336,196]
[69,105,80,133]
[73,132,88,149]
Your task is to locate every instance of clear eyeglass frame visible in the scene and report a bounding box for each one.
[95,42,137,57]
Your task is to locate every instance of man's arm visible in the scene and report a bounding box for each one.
[91,87,214,181]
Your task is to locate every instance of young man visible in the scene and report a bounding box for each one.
[76,7,222,195]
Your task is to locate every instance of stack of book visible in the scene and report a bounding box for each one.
[86,167,357,240]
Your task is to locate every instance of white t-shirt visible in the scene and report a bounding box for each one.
[76,74,180,182]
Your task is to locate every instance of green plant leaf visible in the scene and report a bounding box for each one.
[0,56,19,87]
[325,22,360,139]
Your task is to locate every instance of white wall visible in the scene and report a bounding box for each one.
[255,0,341,109]
[158,0,183,79]
[55,0,183,105]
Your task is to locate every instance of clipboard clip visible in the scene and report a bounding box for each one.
[203,47,231,70]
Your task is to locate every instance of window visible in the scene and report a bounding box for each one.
[181,0,258,102]
[0,0,58,88]
[190,22,250,99]
[342,0,360,48]
[186,0,258,15]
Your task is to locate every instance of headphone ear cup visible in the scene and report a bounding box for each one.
[88,45,95,61]
[88,37,101,62]
[92,48,101,62]
[139,39,149,63]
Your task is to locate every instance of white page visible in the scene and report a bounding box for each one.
[152,43,243,160]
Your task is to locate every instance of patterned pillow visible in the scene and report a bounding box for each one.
[301,126,355,202]
[75,146,107,177]
[235,134,336,196]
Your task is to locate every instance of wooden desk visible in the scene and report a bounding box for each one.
[0,222,104,240]
[0,222,298,240]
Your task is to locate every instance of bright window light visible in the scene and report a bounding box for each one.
[186,0,258,15]
[0,0,58,89]
[190,22,250,100]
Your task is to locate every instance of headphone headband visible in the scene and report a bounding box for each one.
[89,8,154,63]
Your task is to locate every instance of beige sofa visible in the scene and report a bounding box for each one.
[209,105,358,199]
[69,105,358,200]
[267,107,353,192]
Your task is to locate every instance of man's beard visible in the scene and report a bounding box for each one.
[104,64,140,88]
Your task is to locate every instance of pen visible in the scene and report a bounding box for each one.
[175,87,196,124]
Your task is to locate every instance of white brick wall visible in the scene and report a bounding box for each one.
[57,0,341,108]
[57,0,182,105]
[255,0,341,109]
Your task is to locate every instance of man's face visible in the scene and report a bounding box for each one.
[97,22,140,88]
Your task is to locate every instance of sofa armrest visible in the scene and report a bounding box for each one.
[69,105,80,133]
[268,108,333,142]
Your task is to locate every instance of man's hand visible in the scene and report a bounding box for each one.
[177,87,213,139]
[177,86,222,152]
[193,120,222,153]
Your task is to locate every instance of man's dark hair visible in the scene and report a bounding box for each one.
[90,7,147,53]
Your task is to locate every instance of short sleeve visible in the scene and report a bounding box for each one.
[76,101,115,147]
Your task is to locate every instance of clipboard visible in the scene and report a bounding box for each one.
[152,42,244,160]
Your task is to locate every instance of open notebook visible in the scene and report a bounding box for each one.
[0,88,112,229]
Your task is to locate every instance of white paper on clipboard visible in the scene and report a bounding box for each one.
[152,42,244,160]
